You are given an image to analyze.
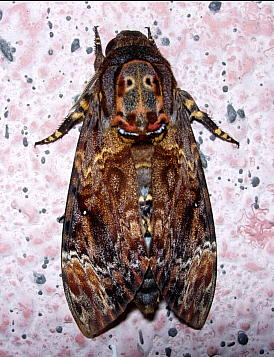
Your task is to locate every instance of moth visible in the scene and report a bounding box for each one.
[36,27,239,338]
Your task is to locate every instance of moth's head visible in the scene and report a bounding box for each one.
[105,30,156,56]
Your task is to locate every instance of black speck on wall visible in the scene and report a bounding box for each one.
[0,37,14,62]
[71,39,80,52]
[227,104,237,123]
[209,1,222,12]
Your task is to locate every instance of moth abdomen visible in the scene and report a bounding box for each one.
[134,267,160,314]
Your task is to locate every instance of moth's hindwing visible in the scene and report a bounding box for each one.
[150,91,217,328]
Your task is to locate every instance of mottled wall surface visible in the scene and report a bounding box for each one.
[0,1,273,356]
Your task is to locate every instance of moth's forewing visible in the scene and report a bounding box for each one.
[61,97,149,337]
[150,95,217,328]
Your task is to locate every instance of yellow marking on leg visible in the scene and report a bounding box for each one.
[184,99,195,110]
[139,195,145,203]
[54,130,62,138]
[40,132,62,144]
[72,112,85,120]
[80,100,89,111]
[191,111,204,120]
[214,128,236,144]
[214,128,222,136]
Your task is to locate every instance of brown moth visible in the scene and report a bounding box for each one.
[35,27,239,338]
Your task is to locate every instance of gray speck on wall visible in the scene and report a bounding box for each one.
[33,272,46,285]
[161,37,170,46]
[71,38,80,52]
[23,137,28,147]
[199,150,208,169]
[227,104,237,123]
[0,37,15,62]
[208,1,222,12]
[5,124,9,139]
[251,176,260,187]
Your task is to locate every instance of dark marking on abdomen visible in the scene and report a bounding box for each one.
[134,267,160,314]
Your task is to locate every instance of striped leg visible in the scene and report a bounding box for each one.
[35,26,105,147]
[35,96,90,146]
[179,89,239,147]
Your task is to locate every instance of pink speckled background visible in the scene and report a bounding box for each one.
[0,1,273,356]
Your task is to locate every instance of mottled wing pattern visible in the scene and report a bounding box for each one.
[62,95,149,338]
[150,89,217,329]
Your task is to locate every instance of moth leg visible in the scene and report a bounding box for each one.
[57,214,65,223]
[178,89,239,147]
[35,96,90,146]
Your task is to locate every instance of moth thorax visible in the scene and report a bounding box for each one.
[111,60,169,140]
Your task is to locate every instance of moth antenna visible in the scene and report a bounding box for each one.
[93,26,105,71]
[145,27,157,47]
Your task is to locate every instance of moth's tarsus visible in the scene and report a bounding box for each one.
[57,215,65,224]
